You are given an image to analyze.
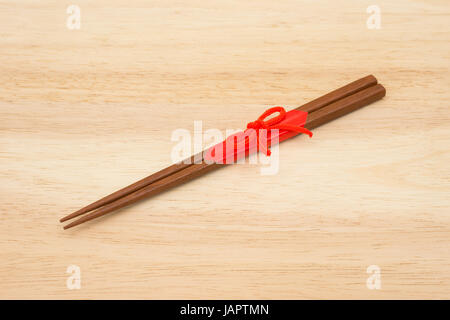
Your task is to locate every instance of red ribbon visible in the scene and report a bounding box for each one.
[245,106,312,156]
[204,106,312,164]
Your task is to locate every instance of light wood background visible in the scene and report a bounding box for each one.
[0,0,449,299]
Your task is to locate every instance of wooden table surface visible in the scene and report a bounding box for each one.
[1,0,449,299]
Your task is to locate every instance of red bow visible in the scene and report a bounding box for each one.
[245,106,312,156]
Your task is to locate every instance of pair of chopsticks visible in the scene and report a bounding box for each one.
[60,75,386,229]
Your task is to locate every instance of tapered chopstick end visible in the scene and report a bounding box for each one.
[63,222,76,230]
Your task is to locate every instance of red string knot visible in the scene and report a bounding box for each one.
[245,106,313,156]
[246,119,266,130]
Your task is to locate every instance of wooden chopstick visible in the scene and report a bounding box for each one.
[60,75,378,223]
[62,83,385,229]
[59,153,200,222]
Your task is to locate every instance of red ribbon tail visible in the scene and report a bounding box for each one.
[275,124,313,138]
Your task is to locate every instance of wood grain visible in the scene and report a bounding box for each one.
[0,0,449,299]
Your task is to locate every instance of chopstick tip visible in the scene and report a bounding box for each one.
[62,220,79,230]
[63,217,86,230]
[63,224,73,230]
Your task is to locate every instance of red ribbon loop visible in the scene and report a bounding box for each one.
[245,106,312,156]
